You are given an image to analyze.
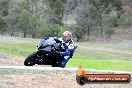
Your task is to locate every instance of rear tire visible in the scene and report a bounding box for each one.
[24,52,37,66]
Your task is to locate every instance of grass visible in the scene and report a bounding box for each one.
[0,36,37,56]
[0,36,132,71]
[74,51,132,60]
[0,43,36,57]
[67,59,132,71]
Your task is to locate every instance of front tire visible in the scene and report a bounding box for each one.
[24,52,37,66]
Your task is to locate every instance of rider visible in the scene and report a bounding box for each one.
[58,31,78,67]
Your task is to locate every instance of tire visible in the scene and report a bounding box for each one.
[51,61,58,67]
[76,75,86,85]
[24,52,37,66]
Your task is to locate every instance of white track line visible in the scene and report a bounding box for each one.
[0,66,77,71]
[0,66,132,73]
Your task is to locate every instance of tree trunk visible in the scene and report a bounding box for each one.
[32,32,36,38]
[23,30,27,38]
[32,0,37,16]
[31,0,37,38]
[101,14,107,44]
[100,19,103,35]
[102,24,106,44]
[76,33,80,42]
[87,26,90,36]
[98,14,103,35]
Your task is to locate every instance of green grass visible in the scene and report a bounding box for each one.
[0,36,37,56]
[0,36,132,71]
[74,50,132,60]
[67,59,132,71]
[0,44,36,57]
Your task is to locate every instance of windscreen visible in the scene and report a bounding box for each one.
[38,37,56,48]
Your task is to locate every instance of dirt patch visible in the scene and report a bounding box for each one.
[79,45,132,55]
[0,36,33,45]
[0,53,24,66]
[0,72,131,88]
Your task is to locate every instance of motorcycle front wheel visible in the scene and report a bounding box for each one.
[24,52,37,66]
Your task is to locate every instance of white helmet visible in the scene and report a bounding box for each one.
[63,31,72,37]
[62,31,72,42]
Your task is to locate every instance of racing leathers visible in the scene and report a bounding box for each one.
[58,37,77,67]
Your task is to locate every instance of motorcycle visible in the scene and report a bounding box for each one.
[24,37,67,67]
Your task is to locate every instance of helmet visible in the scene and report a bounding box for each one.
[62,31,72,42]
[63,31,72,37]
